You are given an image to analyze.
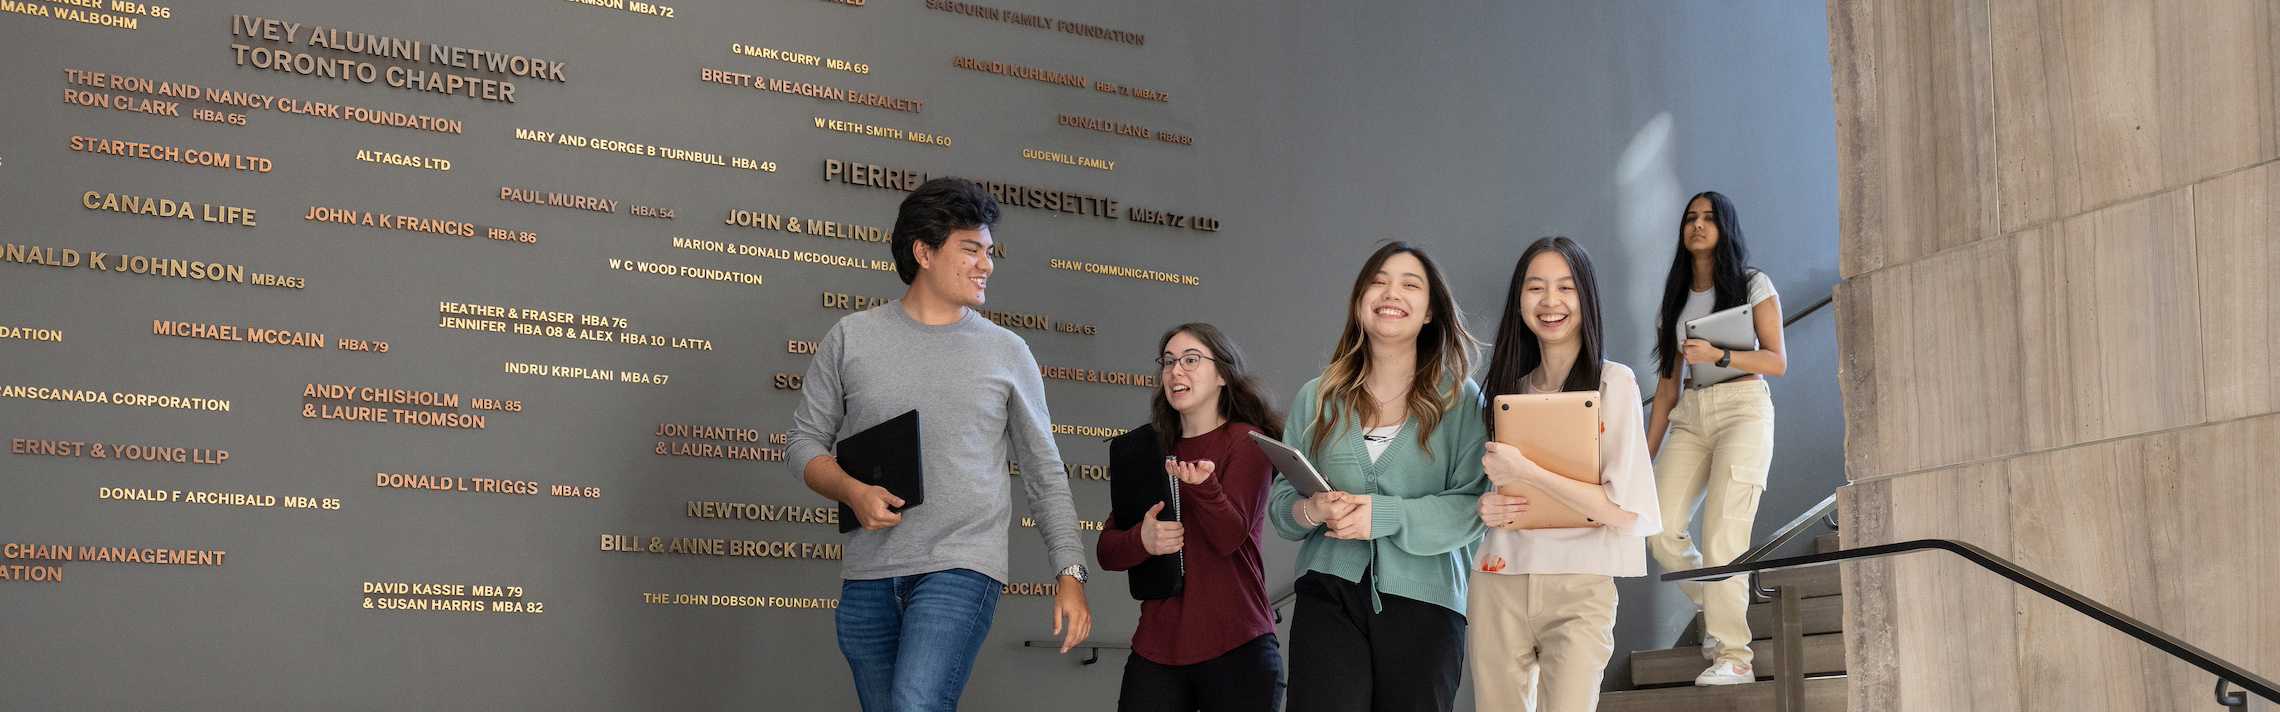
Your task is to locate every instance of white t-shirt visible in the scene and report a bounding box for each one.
[1675,272,1777,381]
[1362,424,1401,463]
[1474,361,1665,578]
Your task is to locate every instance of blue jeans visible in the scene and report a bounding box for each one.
[837,568,1002,712]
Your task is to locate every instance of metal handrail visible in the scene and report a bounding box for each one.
[1665,538,2280,707]
[1731,491,1837,567]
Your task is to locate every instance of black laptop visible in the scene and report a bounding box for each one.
[835,410,923,533]
[1107,423,1182,600]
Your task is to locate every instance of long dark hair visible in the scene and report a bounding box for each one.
[1484,237,1606,427]
[1656,191,1755,378]
[1150,323,1283,452]
[1307,241,1476,457]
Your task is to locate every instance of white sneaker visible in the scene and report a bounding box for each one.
[1694,659,1755,686]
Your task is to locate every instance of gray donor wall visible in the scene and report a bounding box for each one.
[0,1,1841,709]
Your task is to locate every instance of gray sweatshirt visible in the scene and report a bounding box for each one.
[785,301,1085,583]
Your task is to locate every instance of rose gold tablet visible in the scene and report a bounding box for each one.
[1491,392,1603,529]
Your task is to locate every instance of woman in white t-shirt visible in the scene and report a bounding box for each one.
[1645,190,1787,686]
[1470,236,1663,712]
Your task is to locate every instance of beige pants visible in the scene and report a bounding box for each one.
[1647,378,1775,666]
[1467,572,1617,712]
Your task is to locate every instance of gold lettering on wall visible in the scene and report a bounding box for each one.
[1057,114,1193,145]
[814,116,951,147]
[2,543,221,567]
[0,325,64,343]
[513,126,777,172]
[301,383,521,430]
[62,67,464,134]
[0,243,310,290]
[673,236,894,273]
[731,43,869,75]
[1021,148,1112,171]
[304,205,536,245]
[361,580,545,614]
[10,438,229,465]
[1000,581,1060,597]
[358,149,450,171]
[925,2,1143,45]
[643,592,839,608]
[83,191,257,227]
[1052,424,1131,438]
[563,0,676,19]
[1,0,155,31]
[1019,517,1106,531]
[2,384,231,413]
[97,486,340,510]
[69,135,272,172]
[686,500,839,525]
[606,257,765,286]
[599,534,842,560]
[1039,366,1157,388]
[1048,257,1200,286]
[374,472,543,495]
[1010,462,1111,482]
[700,67,922,113]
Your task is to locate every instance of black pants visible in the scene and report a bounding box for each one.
[1117,634,1285,712]
[1285,571,1465,712]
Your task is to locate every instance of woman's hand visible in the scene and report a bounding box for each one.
[1167,458,1214,486]
[1477,491,1531,529]
[1481,441,1546,490]
[1682,338,1723,366]
[1137,502,1183,555]
[1324,495,1373,540]
[1295,491,1358,529]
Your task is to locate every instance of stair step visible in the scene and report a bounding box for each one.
[1814,531,1840,554]
[1630,632,1845,687]
[1747,592,1843,639]
[1600,675,1847,712]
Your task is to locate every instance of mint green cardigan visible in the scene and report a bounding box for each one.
[1268,376,1489,615]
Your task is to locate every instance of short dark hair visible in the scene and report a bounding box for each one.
[890,177,1000,284]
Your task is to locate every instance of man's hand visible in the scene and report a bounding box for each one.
[1325,495,1374,540]
[1478,491,1531,529]
[1138,502,1183,555]
[1052,577,1092,654]
[848,484,904,531]
[1168,458,1215,486]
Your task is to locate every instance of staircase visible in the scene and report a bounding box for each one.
[1599,532,1847,712]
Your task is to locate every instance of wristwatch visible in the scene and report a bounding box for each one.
[1716,349,1733,368]
[1057,563,1089,584]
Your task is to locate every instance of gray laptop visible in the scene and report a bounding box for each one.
[1683,302,1758,386]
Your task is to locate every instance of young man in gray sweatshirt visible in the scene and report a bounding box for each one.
[788,177,1091,712]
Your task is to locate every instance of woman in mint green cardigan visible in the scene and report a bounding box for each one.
[1269,242,1489,712]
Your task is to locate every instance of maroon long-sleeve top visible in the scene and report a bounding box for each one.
[1097,422,1277,666]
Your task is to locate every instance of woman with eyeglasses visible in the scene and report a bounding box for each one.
[1097,323,1288,711]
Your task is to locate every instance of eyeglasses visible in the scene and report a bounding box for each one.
[1155,353,1219,372]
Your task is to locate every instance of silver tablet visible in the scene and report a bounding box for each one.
[1684,302,1759,386]
[1247,431,1336,497]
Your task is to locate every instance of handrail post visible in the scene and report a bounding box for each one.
[2219,679,2272,712]
[1772,582,1805,712]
